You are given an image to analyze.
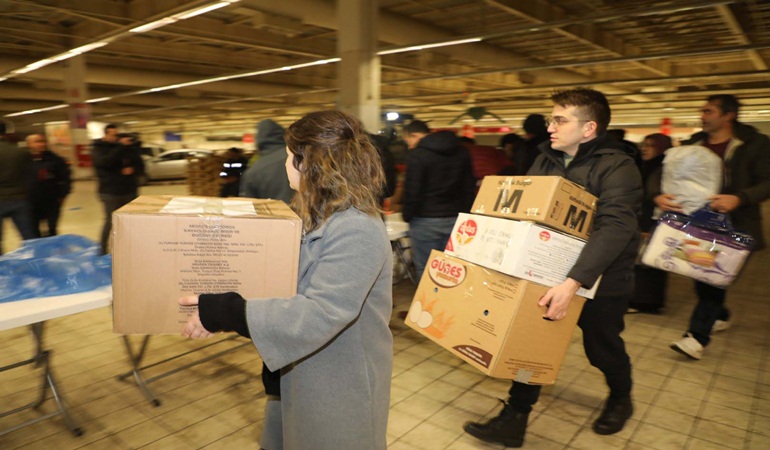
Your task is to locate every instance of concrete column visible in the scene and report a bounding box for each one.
[63,56,92,178]
[337,0,381,132]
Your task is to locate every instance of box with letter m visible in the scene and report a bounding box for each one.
[471,176,597,240]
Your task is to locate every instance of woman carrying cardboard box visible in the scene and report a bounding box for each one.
[178,110,393,450]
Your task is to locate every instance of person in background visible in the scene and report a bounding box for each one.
[93,125,144,254]
[516,114,550,175]
[460,136,509,185]
[607,128,641,166]
[0,122,36,254]
[628,133,672,314]
[26,133,72,237]
[463,89,641,448]
[219,147,248,197]
[661,94,770,360]
[369,133,397,207]
[179,110,393,450]
[498,132,524,175]
[402,120,476,278]
[240,119,294,203]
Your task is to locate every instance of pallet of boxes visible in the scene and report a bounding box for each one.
[404,176,599,384]
[187,153,227,197]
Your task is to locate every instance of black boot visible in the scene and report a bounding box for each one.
[593,395,633,435]
[463,400,528,448]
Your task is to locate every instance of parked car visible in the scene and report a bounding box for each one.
[143,149,213,182]
[140,145,165,162]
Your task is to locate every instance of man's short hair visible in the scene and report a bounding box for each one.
[707,94,741,121]
[551,89,611,135]
[105,123,118,133]
[404,120,430,135]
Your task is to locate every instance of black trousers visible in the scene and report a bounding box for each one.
[689,281,728,346]
[32,197,63,237]
[508,294,632,413]
[99,193,136,254]
[262,363,281,396]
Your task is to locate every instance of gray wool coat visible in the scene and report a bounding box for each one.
[245,207,393,450]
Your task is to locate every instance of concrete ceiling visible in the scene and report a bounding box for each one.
[1,0,769,136]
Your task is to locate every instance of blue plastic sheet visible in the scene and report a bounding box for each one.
[0,234,111,303]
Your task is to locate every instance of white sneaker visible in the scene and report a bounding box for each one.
[712,319,731,333]
[670,333,704,360]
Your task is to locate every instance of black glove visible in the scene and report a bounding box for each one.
[198,292,250,338]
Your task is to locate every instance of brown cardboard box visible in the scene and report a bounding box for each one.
[472,176,597,239]
[405,251,585,384]
[445,213,599,298]
[112,195,302,334]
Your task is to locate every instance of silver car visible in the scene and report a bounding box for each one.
[144,149,213,181]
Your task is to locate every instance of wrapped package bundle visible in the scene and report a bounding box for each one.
[641,208,753,287]
[659,145,723,216]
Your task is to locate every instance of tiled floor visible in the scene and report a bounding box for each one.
[1,180,769,449]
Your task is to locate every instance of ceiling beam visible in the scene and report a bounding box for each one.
[714,3,768,71]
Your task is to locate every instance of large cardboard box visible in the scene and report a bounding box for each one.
[405,251,585,384]
[472,176,597,239]
[112,196,302,334]
[445,213,599,298]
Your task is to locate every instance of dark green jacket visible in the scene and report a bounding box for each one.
[683,122,770,250]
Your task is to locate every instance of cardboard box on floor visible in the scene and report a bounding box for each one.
[472,176,597,239]
[405,251,585,384]
[445,213,600,298]
[112,195,302,335]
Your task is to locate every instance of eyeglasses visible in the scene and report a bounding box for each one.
[546,117,589,128]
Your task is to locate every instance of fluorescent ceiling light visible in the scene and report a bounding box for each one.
[131,1,241,33]
[377,37,482,56]
[175,2,231,20]
[130,18,176,33]
[5,104,68,117]
[386,112,399,121]
[87,97,113,103]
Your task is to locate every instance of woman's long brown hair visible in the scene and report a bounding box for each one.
[285,110,385,233]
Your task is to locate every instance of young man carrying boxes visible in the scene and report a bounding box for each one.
[462,89,642,447]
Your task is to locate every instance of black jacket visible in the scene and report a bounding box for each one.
[639,154,664,233]
[29,150,71,201]
[402,131,476,222]
[682,122,770,250]
[529,134,642,297]
[0,139,32,201]
[92,139,144,196]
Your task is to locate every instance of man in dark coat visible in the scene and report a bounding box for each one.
[658,94,770,360]
[0,122,36,254]
[463,89,642,447]
[92,124,144,254]
[26,134,71,237]
[401,120,476,278]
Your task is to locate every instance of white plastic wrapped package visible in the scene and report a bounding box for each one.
[641,210,753,288]
[660,145,723,215]
[0,234,112,303]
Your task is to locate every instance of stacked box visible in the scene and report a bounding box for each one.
[187,154,226,197]
[472,176,597,239]
[445,213,599,298]
[406,176,599,383]
[405,251,585,384]
[112,195,302,334]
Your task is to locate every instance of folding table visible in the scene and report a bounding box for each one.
[0,286,112,437]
